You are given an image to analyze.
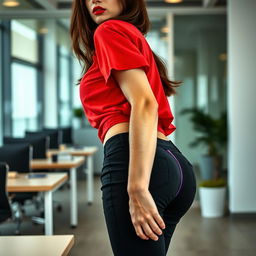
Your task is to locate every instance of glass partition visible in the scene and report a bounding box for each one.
[174,14,227,163]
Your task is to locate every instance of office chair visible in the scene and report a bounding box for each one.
[0,143,34,234]
[0,143,32,173]
[0,162,12,234]
[59,126,73,146]
[26,129,62,149]
[3,135,50,213]
[4,134,50,159]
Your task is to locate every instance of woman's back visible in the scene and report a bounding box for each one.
[80,19,176,144]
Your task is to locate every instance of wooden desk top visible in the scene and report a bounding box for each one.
[0,235,74,256]
[47,146,98,157]
[31,156,85,170]
[7,173,68,192]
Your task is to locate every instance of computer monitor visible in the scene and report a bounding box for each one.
[0,143,32,173]
[4,135,49,159]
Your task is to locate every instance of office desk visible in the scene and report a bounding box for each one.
[7,173,67,235]
[0,235,74,256]
[47,146,98,204]
[31,156,85,228]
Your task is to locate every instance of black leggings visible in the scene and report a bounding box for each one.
[100,132,197,256]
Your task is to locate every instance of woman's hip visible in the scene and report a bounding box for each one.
[100,132,196,202]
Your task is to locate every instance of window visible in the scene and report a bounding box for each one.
[11,63,37,136]
[58,45,72,126]
[10,20,40,136]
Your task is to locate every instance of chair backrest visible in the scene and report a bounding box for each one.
[43,128,63,146]
[26,129,61,149]
[60,126,73,145]
[0,162,12,223]
[4,135,48,159]
[0,143,32,173]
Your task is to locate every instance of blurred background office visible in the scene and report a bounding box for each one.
[0,0,255,256]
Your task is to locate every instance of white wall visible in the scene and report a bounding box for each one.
[228,0,256,212]
[43,20,58,127]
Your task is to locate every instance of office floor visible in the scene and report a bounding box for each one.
[1,175,256,256]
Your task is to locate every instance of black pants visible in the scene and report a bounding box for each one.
[100,132,197,256]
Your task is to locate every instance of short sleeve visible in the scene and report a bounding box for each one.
[93,21,150,85]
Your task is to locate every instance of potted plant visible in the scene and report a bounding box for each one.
[73,107,84,128]
[180,107,228,218]
[180,107,227,180]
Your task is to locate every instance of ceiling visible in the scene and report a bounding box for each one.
[57,0,226,9]
[0,0,227,11]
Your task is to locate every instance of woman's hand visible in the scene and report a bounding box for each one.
[128,188,166,241]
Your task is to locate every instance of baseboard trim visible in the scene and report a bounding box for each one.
[229,212,256,218]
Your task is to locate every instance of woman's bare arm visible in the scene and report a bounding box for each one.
[112,68,158,191]
[127,100,158,192]
[112,68,166,241]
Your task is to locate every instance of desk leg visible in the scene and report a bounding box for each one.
[44,191,53,235]
[86,155,94,205]
[70,167,77,228]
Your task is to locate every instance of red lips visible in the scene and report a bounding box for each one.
[93,6,106,14]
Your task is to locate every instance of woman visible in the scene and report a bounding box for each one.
[70,0,197,255]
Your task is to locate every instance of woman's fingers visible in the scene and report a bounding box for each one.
[132,214,163,241]
[152,212,166,230]
[128,189,166,241]
[147,215,163,236]
[141,222,159,241]
[134,225,149,240]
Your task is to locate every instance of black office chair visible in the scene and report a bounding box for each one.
[4,134,49,159]
[26,129,62,149]
[43,128,63,148]
[0,162,12,233]
[0,143,32,173]
[0,143,34,234]
[59,126,73,146]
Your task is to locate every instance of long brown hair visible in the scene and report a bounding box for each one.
[70,0,182,96]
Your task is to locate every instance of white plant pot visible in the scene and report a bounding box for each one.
[199,186,226,218]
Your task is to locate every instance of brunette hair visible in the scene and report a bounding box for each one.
[70,0,182,96]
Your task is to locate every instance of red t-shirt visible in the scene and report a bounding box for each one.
[79,19,176,143]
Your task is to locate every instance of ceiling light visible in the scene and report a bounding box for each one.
[161,26,170,33]
[38,28,49,34]
[165,0,183,3]
[3,0,20,7]
[219,53,227,61]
